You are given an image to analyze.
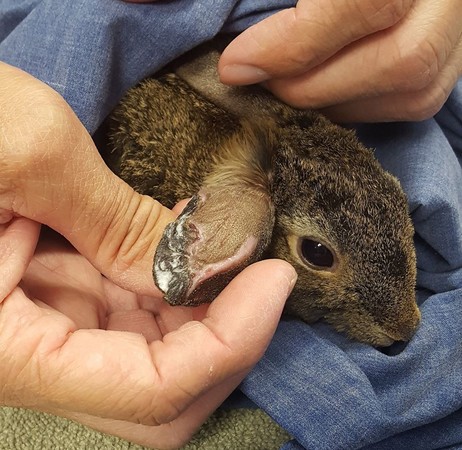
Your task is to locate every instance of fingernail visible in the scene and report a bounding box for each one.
[220,64,270,85]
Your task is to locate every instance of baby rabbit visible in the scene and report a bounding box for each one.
[104,40,420,347]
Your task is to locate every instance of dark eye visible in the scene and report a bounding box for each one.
[300,238,335,269]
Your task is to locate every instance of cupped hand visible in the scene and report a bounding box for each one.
[0,61,297,448]
[0,226,295,448]
[219,0,462,122]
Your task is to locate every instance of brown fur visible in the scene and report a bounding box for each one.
[102,41,420,347]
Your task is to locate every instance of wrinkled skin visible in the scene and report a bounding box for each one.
[0,61,296,450]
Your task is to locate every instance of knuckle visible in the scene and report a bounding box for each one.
[352,0,411,32]
[376,0,412,24]
[279,11,328,70]
[391,41,440,91]
[286,41,323,70]
[92,193,169,283]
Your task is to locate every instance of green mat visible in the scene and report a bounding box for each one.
[0,407,291,450]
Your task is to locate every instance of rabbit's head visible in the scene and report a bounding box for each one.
[268,112,419,346]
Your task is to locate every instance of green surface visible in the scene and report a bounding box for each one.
[0,407,290,450]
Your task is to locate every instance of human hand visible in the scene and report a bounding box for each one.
[219,0,462,123]
[0,62,297,447]
[0,61,175,297]
[1,228,295,448]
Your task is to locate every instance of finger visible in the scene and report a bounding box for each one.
[265,0,461,110]
[219,0,412,85]
[0,62,176,295]
[320,35,462,122]
[1,260,296,425]
[0,217,40,302]
[20,231,107,329]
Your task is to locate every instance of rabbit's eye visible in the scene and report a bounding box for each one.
[299,238,335,270]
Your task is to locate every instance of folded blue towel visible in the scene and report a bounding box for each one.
[1,1,461,448]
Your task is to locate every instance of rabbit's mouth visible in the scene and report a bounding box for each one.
[370,331,398,348]
[322,303,421,347]
[349,325,410,348]
[378,309,421,345]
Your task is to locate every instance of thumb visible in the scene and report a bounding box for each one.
[0,62,175,295]
[218,0,412,85]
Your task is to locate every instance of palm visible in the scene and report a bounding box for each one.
[0,63,293,448]
[21,228,206,338]
[2,226,284,448]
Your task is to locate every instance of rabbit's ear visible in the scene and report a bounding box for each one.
[154,122,276,306]
[174,46,233,109]
[174,42,292,120]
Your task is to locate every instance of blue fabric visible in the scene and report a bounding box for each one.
[242,85,462,449]
[0,0,293,134]
[1,1,462,449]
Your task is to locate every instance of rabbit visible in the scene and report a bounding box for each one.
[103,39,420,347]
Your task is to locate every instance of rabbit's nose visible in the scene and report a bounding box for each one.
[391,305,421,342]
